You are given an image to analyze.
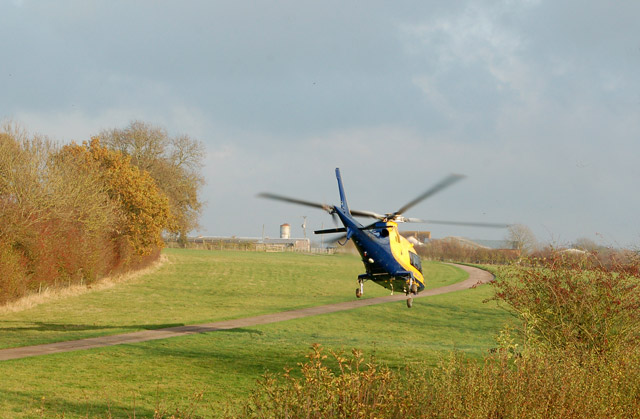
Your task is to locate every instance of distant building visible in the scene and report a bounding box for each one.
[399,231,431,245]
[432,237,517,250]
[468,239,517,250]
[438,236,489,249]
[185,235,310,252]
[262,237,310,252]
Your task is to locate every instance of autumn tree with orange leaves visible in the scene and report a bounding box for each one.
[99,121,205,243]
[0,122,196,304]
[60,138,175,257]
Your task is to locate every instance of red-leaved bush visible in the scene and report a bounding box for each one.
[491,255,640,355]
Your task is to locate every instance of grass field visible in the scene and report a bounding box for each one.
[0,249,512,417]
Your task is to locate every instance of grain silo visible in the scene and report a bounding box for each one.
[280,223,291,239]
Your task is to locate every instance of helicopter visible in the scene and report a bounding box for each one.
[259,168,508,308]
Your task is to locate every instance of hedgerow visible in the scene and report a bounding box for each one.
[0,124,180,304]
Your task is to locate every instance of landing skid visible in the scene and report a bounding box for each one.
[357,275,418,308]
[405,278,418,308]
[355,278,364,298]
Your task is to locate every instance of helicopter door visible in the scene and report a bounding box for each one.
[409,251,422,274]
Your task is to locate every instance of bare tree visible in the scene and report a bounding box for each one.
[1,122,118,237]
[507,224,538,255]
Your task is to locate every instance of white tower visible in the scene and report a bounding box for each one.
[280,223,291,239]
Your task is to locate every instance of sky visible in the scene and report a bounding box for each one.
[2,0,639,247]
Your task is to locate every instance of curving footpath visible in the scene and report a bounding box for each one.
[0,263,493,361]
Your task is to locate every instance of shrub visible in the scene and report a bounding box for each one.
[0,239,28,304]
[427,347,640,418]
[241,258,640,418]
[241,343,640,418]
[491,256,640,355]
[244,344,421,418]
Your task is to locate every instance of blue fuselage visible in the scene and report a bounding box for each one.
[333,206,425,292]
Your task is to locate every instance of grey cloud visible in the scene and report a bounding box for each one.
[2,0,639,245]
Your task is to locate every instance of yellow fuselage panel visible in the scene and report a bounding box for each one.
[387,222,424,286]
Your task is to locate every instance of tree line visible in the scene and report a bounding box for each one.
[0,121,205,304]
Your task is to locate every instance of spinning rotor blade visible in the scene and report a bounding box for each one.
[348,209,386,220]
[393,174,465,217]
[330,211,340,226]
[401,217,511,228]
[315,227,347,234]
[317,222,385,236]
[258,193,332,212]
[324,233,348,245]
[360,221,389,231]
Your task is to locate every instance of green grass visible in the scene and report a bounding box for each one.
[0,249,511,417]
[0,249,465,349]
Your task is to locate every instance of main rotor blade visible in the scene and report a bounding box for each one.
[360,221,384,230]
[259,192,383,221]
[394,174,466,216]
[331,211,340,226]
[403,218,511,228]
[258,193,331,212]
[348,209,386,219]
[315,227,347,234]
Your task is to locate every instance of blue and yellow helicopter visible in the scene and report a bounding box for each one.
[260,168,507,308]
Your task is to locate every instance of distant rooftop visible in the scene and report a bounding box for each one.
[427,237,516,250]
[468,239,517,250]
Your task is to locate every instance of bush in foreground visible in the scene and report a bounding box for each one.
[241,343,640,419]
[491,256,640,355]
[240,258,640,418]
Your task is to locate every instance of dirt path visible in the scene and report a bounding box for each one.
[0,263,493,361]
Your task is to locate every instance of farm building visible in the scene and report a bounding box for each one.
[185,236,311,252]
[399,231,432,244]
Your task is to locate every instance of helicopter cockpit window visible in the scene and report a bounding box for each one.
[409,252,422,273]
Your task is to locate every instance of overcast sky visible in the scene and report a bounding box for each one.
[2,0,639,247]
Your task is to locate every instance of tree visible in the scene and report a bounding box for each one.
[98,121,205,241]
[60,138,174,257]
[1,124,126,300]
[507,224,538,255]
[0,123,52,232]
[0,122,178,303]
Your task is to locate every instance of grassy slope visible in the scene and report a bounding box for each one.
[0,249,465,349]
[0,249,511,417]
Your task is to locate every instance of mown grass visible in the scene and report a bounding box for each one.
[0,249,507,417]
[0,249,465,349]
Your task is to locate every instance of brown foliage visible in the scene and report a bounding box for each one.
[491,256,640,355]
[60,138,174,257]
[99,121,205,241]
[0,123,179,304]
[242,344,640,418]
